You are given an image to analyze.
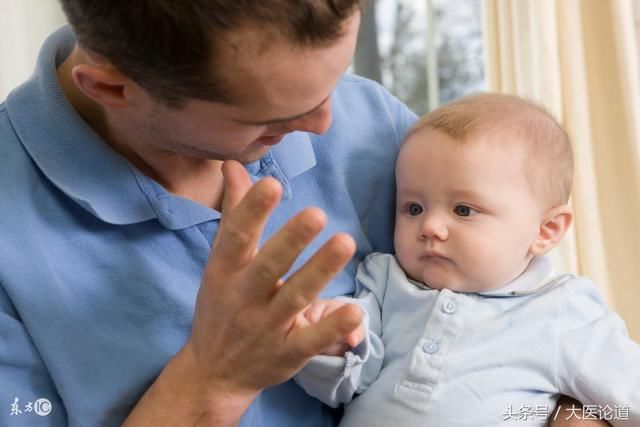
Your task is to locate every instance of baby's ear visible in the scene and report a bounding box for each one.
[529,205,573,256]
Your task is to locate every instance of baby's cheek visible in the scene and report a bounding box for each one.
[460,252,496,289]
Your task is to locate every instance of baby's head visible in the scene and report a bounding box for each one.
[394,93,574,292]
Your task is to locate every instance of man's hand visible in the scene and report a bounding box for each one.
[299,299,366,356]
[547,396,612,427]
[188,159,361,391]
[125,161,362,426]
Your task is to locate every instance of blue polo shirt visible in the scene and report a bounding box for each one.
[0,26,416,426]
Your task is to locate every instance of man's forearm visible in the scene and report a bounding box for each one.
[123,346,256,427]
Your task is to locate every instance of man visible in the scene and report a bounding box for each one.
[0,1,608,426]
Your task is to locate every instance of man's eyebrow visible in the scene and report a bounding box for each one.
[242,95,330,126]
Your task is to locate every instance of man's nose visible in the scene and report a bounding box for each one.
[420,212,449,241]
[286,97,333,135]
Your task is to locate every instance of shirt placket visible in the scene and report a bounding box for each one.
[394,289,467,411]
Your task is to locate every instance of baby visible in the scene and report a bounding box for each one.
[295,93,640,426]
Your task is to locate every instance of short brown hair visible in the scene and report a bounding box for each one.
[409,93,574,207]
[59,0,364,106]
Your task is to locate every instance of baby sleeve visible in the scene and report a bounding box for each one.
[294,253,390,407]
[555,277,640,425]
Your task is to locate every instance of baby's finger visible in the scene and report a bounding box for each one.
[346,326,365,348]
[288,304,363,358]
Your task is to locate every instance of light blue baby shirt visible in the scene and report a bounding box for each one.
[296,253,640,426]
[0,27,417,426]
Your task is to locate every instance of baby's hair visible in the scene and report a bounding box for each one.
[408,93,574,207]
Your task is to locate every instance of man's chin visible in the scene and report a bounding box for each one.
[235,146,272,165]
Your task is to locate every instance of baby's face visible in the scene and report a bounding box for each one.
[394,128,545,292]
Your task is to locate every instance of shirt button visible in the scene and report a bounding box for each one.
[422,339,439,354]
[442,299,457,314]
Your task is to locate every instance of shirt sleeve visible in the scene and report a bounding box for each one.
[555,277,640,425]
[370,76,418,146]
[0,285,67,426]
[294,254,389,407]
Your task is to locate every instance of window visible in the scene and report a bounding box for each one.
[353,0,485,114]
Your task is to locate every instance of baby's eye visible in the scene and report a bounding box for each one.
[407,203,424,216]
[453,205,478,217]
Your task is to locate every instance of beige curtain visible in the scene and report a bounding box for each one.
[0,0,66,99]
[483,0,640,340]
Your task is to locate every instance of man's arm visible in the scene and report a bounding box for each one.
[124,161,362,426]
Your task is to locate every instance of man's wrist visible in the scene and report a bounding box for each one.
[123,344,258,427]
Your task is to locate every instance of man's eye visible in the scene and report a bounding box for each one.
[453,205,477,217]
[407,203,424,216]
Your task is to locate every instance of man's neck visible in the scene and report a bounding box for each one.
[56,47,225,211]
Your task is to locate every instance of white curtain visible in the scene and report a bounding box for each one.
[483,0,640,340]
[0,0,66,99]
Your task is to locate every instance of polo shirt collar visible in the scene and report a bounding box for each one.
[475,256,557,297]
[6,26,317,229]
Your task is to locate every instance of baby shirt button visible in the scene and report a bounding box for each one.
[422,339,439,354]
[442,299,457,314]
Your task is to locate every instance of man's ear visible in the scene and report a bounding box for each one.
[529,204,573,256]
[71,62,135,109]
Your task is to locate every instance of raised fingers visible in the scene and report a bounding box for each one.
[245,207,327,299]
[212,162,282,272]
[219,161,253,215]
[270,233,356,323]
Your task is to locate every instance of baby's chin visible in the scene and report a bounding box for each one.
[410,271,463,291]
[400,258,491,292]
[415,271,487,292]
[425,279,473,292]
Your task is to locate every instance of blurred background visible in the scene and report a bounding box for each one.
[1,0,639,341]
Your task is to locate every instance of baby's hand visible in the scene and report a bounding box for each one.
[300,299,365,356]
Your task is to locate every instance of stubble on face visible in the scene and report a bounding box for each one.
[143,104,271,163]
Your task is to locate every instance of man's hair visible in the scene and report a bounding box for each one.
[409,93,574,207]
[58,0,364,107]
